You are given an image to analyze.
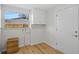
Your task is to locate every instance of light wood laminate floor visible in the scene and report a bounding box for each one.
[16,43,63,54]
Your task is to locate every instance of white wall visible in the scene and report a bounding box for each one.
[31,24,46,45]
[46,5,79,53]
[31,8,47,45]
[45,6,57,48]
[0,5,1,52]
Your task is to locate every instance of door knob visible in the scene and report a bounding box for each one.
[74,35,78,37]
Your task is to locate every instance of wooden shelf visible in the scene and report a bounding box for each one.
[5,24,29,28]
[6,37,19,54]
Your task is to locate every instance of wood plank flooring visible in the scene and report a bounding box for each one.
[16,43,63,54]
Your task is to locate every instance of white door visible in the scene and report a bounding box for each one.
[56,7,79,54]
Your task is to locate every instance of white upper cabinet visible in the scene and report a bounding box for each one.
[32,9,46,24]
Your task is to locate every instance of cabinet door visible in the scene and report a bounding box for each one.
[56,7,79,53]
[39,10,46,24]
[33,9,46,24]
[33,9,39,24]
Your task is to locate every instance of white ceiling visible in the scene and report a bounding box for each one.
[8,4,57,11]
